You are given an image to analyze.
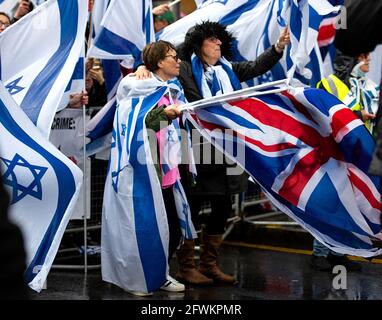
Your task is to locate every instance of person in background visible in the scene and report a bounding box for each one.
[153,8,175,33]
[12,0,33,23]
[348,53,380,134]
[67,91,89,109]
[85,58,107,107]
[0,12,10,33]
[313,50,369,272]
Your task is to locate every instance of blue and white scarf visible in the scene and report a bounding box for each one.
[348,62,380,115]
[191,53,242,98]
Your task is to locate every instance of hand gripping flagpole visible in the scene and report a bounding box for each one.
[180,79,290,112]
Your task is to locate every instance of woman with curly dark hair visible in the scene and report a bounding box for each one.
[136,21,290,285]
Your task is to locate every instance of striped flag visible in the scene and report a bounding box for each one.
[0,0,88,138]
[57,46,85,111]
[88,0,154,66]
[102,76,196,293]
[0,82,83,292]
[186,86,382,257]
[0,0,19,16]
[160,0,340,86]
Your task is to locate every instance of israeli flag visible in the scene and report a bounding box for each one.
[0,82,83,292]
[58,46,85,112]
[102,59,122,101]
[0,0,20,16]
[88,0,155,65]
[91,0,111,41]
[102,76,196,293]
[157,0,245,44]
[31,0,48,6]
[0,0,88,138]
[284,0,340,81]
[160,0,339,86]
[194,0,229,9]
[85,96,117,156]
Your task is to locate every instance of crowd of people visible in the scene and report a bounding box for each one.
[0,0,381,299]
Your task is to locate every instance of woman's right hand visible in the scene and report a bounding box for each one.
[130,65,152,80]
[164,104,181,120]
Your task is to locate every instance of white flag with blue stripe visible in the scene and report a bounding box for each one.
[0,0,88,138]
[157,0,244,44]
[0,0,19,16]
[0,82,83,292]
[160,0,339,86]
[88,0,155,65]
[58,46,85,111]
[102,76,196,293]
[91,0,110,41]
[284,0,340,81]
[31,0,48,6]
[194,0,228,8]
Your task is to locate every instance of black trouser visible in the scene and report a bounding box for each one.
[162,187,182,262]
[188,194,232,235]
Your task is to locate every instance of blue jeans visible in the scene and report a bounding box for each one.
[313,239,343,257]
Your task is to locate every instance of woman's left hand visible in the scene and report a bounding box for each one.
[275,26,291,53]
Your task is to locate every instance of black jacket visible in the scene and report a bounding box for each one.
[178,46,282,195]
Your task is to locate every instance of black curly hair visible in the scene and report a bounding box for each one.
[178,21,235,62]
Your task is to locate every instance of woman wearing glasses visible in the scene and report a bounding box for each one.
[103,40,196,297]
[0,12,10,33]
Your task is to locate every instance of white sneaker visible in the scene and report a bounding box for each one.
[160,275,185,292]
[126,290,153,297]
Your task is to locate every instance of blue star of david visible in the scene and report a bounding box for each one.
[259,71,274,83]
[111,128,117,149]
[121,124,127,136]
[168,129,175,142]
[182,202,189,215]
[5,76,25,96]
[111,170,119,193]
[1,154,48,205]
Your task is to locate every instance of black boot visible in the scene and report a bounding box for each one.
[310,255,332,271]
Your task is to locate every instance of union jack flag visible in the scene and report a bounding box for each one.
[187,87,382,257]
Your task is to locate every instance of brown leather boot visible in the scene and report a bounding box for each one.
[176,239,213,285]
[199,233,236,284]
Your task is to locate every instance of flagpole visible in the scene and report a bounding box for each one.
[180,79,289,111]
[168,0,182,8]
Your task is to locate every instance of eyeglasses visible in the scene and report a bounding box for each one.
[0,22,10,28]
[165,54,179,62]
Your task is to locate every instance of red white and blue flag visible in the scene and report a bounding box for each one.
[187,87,382,257]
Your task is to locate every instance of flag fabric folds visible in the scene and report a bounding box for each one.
[87,0,154,65]
[0,82,83,292]
[284,0,340,82]
[0,0,88,138]
[186,87,382,257]
[159,0,340,86]
[0,0,19,16]
[102,76,196,293]
[58,47,85,112]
